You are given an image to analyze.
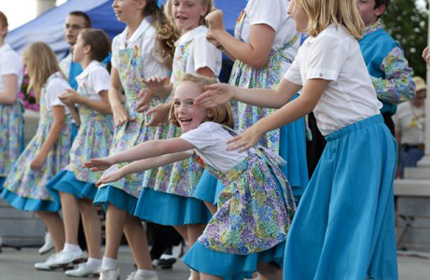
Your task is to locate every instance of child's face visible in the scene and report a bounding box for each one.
[287,0,309,33]
[112,0,145,23]
[172,0,207,32]
[173,81,210,132]
[72,33,87,63]
[355,0,386,26]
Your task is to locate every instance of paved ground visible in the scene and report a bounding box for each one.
[1,247,430,279]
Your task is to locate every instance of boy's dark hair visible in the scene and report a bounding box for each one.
[69,11,92,28]
[374,0,390,10]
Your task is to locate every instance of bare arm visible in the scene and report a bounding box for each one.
[227,79,329,151]
[75,90,112,114]
[0,75,19,104]
[96,152,191,186]
[66,104,81,125]
[195,78,302,109]
[109,67,134,126]
[206,10,275,69]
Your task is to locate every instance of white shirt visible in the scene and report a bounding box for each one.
[75,61,110,101]
[394,102,425,144]
[59,52,72,80]
[242,0,299,73]
[181,122,248,173]
[0,43,23,93]
[43,72,71,113]
[284,24,381,135]
[111,17,169,79]
[172,25,222,84]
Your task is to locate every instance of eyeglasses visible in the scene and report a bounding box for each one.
[64,24,83,30]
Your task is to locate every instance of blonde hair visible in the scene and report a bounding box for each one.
[143,0,180,69]
[169,73,234,129]
[23,42,63,102]
[165,0,214,28]
[295,0,364,39]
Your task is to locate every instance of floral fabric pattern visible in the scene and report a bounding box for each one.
[100,27,161,198]
[142,35,203,198]
[196,145,296,255]
[3,77,73,201]
[229,10,299,153]
[0,102,24,177]
[65,84,113,183]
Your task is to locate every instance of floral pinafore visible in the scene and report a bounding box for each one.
[195,130,296,254]
[100,27,161,198]
[3,74,73,201]
[229,10,299,153]
[0,101,24,179]
[64,84,113,183]
[142,39,203,197]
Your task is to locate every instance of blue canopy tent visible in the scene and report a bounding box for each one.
[6,0,246,60]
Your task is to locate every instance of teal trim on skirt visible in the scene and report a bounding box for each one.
[93,185,138,215]
[284,115,398,280]
[47,170,98,205]
[135,188,212,226]
[1,188,60,212]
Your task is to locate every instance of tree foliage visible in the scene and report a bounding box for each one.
[382,0,428,79]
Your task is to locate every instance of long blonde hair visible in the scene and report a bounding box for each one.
[294,0,364,39]
[23,42,62,102]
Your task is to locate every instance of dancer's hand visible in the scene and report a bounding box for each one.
[195,83,233,108]
[226,125,264,152]
[422,47,430,66]
[31,152,47,170]
[59,89,81,105]
[84,157,116,172]
[112,105,134,127]
[145,103,170,127]
[136,88,155,113]
[96,170,124,187]
[205,10,224,32]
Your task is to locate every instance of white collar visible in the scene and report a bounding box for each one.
[175,25,207,47]
[75,60,101,83]
[120,17,151,47]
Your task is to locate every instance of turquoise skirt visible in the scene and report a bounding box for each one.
[46,170,98,205]
[1,188,59,211]
[284,115,398,280]
[93,185,138,215]
[135,188,211,226]
[182,240,284,279]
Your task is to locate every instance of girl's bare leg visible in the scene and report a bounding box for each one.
[59,192,80,245]
[199,272,222,280]
[123,215,153,270]
[203,202,217,215]
[257,262,283,280]
[36,211,65,252]
[79,199,102,259]
[104,204,127,259]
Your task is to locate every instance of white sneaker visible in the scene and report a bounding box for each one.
[49,249,86,267]
[39,232,54,255]
[125,271,158,280]
[34,253,60,270]
[99,267,120,280]
[65,262,101,277]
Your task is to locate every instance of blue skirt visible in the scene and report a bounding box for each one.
[193,170,225,205]
[135,188,211,226]
[1,188,59,212]
[46,170,98,205]
[0,177,5,192]
[183,241,284,279]
[93,185,138,216]
[284,115,398,280]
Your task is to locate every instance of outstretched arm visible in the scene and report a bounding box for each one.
[227,79,328,151]
[96,152,191,186]
[195,78,302,109]
[84,137,194,170]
